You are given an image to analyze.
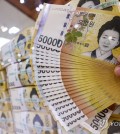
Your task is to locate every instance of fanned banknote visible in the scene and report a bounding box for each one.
[33,3,120,132]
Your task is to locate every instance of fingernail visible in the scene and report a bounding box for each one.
[115,66,120,76]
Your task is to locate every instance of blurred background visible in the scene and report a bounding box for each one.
[0,0,70,46]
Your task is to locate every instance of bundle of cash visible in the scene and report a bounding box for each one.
[33,0,120,133]
[6,58,36,88]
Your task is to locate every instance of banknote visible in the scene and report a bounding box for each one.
[57,122,91,134]
[0,128,14,134]
[80,108,113,134]
[113,105,120,114]
[0,70,7,90]
[10,86,44,111]
[13,27,34,61]
[94,0,119,11]
[0,91,11,111]
[0,111,14,133]
[13,111,58,134]
[57,5,120,130]
[1,39,16,67]
[7,59,36,88]
[18,58,36,86]
[0,52,4,70]
[68,0,119,12]
[6,63,22,89]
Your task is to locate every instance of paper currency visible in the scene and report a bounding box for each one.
[0,111,14,133]
[113,105,120,114]
[0,71,7,90]
[10,86,44,111]
[13,111,57,134]
[33,3,120,131]
[33,4,88,131]
[13,27,34,61]
[7,58,36,88]
[0,91,11,111]
[80,108,113,134]
[57,122,91,134]
[6,63,22,88]
[1,40,16,67]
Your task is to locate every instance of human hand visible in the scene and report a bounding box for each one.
[114,56,120,76]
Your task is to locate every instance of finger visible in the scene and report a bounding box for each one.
[114,65,120,76]
[117,56,120,63]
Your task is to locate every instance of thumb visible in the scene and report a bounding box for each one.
[114,65,120,76]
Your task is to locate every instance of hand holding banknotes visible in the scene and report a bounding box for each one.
[114,56,120,76]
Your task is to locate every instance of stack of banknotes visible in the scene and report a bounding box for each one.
[33,0,120,133]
